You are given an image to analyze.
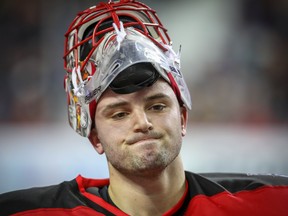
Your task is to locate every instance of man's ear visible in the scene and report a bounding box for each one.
[89,128,105,154]
[180,106,188,137]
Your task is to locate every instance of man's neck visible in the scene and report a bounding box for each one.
[107,156,186,216]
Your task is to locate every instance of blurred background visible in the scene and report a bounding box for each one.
[0,0,287,193]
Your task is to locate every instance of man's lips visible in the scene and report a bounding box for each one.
[125,132,163,145]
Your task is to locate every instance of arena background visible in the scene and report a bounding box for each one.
[0,0,287,193]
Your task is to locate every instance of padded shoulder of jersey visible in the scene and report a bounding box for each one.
[194,172,288,193]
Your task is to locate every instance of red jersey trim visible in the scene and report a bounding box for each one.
[76,175,129,216]
[163,180,188,216]
[12,206,105,216]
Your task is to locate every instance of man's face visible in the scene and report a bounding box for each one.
[92,79,187,176]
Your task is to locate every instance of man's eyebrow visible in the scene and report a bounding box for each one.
[101,101,129,114]
[144,93,170,102]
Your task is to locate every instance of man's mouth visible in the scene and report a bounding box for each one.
[126,132,162,145]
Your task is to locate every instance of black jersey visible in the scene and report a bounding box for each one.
[1,171,288,215]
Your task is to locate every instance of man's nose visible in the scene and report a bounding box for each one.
[133,109,153,133]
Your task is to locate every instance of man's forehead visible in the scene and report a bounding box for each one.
[97,79,175,106]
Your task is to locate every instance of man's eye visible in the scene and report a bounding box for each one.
[150,104,166,111]
[111,112,128,120]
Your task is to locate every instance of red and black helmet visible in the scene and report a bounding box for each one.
[63,0,191,137]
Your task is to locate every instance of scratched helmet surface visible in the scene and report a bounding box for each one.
[63,0,192,137]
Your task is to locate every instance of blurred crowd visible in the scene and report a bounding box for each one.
[0,0,287,125]
[192,0,288,124]
[0,1,44,122]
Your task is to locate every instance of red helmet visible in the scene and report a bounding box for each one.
[63,0,192,137]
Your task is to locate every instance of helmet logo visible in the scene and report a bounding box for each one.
[85,86,102,103]
[169,65,182,78]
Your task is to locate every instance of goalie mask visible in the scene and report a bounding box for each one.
[63,0,192,137]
